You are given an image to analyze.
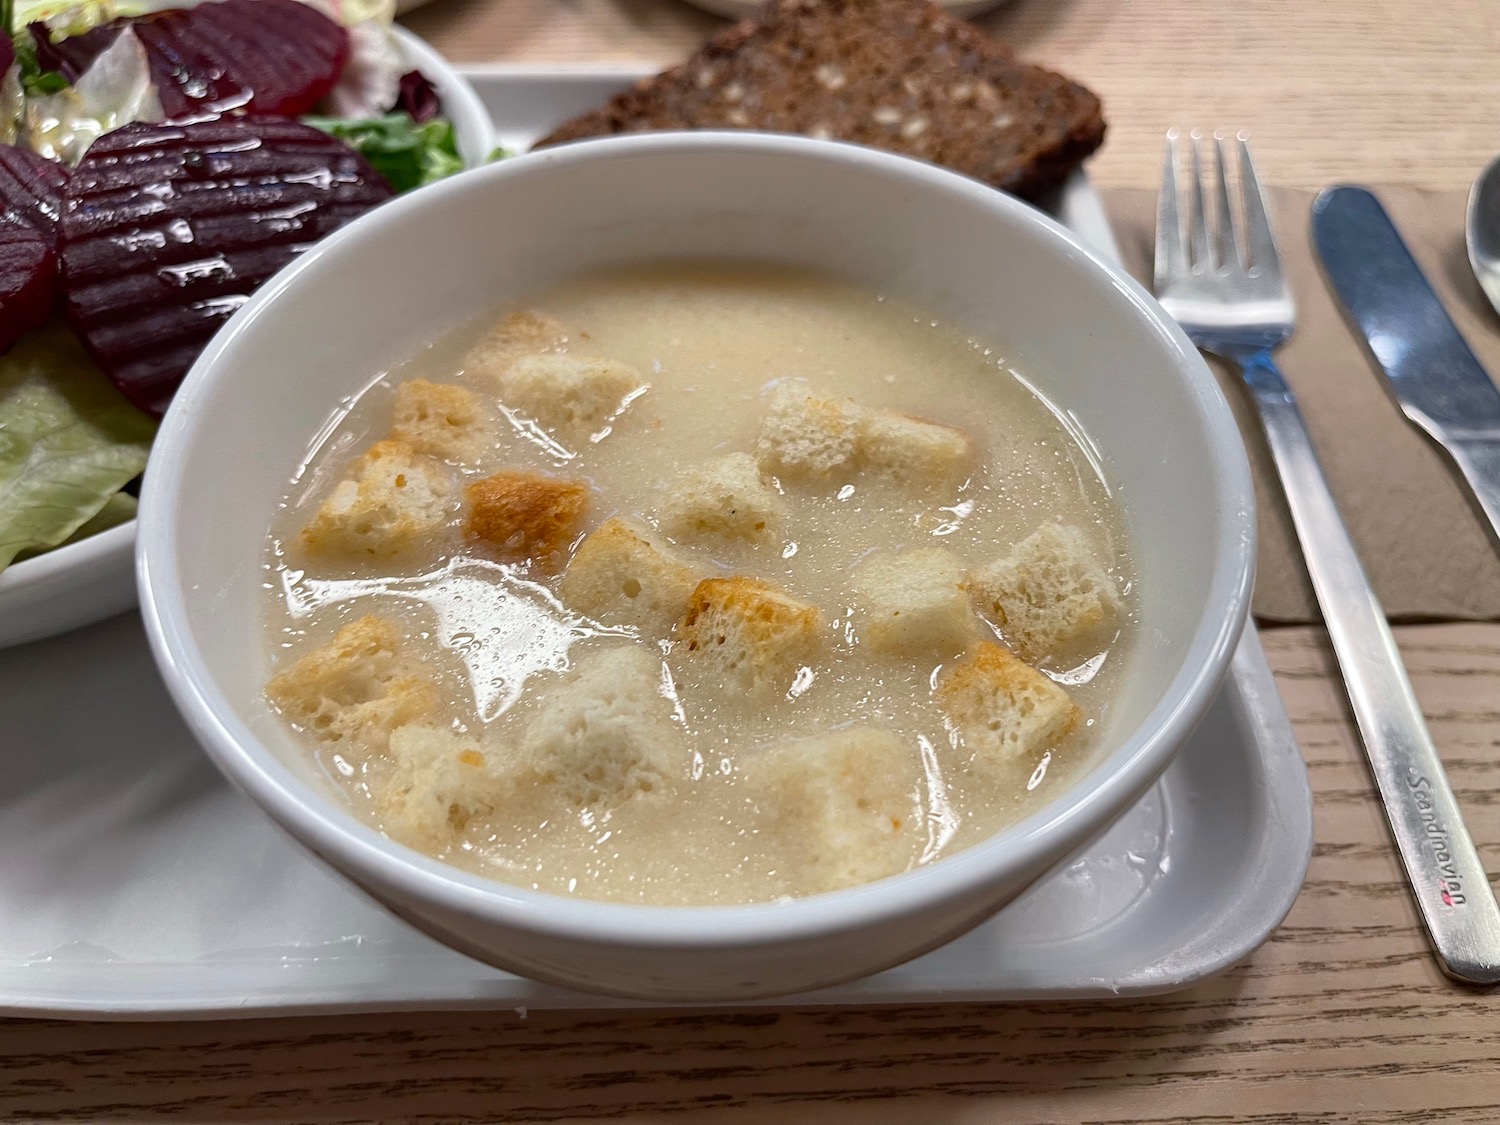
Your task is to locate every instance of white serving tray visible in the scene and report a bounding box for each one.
[0,69,1314,1019]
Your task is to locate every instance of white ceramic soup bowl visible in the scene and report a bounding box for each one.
[138,132,1255,1002]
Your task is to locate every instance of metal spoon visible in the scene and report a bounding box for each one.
[1466,154,1500,317]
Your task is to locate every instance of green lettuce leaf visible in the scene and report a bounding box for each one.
[303,112,464,194]
[0,325,155,569]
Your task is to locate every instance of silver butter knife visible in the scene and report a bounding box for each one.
[1313,185,1500,546]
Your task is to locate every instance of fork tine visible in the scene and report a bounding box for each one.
[1154,130,1187,287]
[1236,133,1282,280]
[1188,130,1212,269]
[1212,132,1243,271]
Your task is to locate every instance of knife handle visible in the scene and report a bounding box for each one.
[1241,348,1500,984]
[1445,439,1500,552]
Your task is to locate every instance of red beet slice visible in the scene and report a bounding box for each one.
[0,28,14,77]
[59,116,394,417]
[0,219,56,354]
[31,0,350,118]
[0,145,71,248]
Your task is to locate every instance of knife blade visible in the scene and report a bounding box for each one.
[1312,185,1500,548]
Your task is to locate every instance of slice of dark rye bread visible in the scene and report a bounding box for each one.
[533,0,1105,202]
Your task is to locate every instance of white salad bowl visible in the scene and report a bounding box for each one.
[0,25,493,650]
[138,132,1256,1002]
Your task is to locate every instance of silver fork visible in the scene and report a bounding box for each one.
[1155,130,1500,984]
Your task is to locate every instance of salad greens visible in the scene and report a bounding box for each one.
[0,324,154,568]
[304,111,461,193]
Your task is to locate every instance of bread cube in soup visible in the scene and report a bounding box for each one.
[560,517,704,635]
[520,646,682,810]
[463,309,567,381]
[937,641,1079,762]
[658,452,785,541]
[755,380,862,478]
[390,379,495,464]
[379,724,512,848]
[497,352,645,436]
[265,615,437,752]
[970,523,1120,663]
[850,547,976,658]
[858,409,974,488]
[746,728,923,893]
[676,576,821,697]
[465,470,590,569]
[300,439,454,559]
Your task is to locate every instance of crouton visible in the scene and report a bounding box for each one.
[520,645,682,810]
[390,379,496,465]
[463,309,567,380]
[936,641,1079,762]
[970,523,1121,663]
[745,728,923,894]
[465,470,590,568]
[675,576,821,696]
[858,409,975,489]
[266,616,437,751]
[560,517,705,635]
[300,439,454,559]
[495,352,645,437]
[378,723,513,849]
[658,452,785,542]
[850,547,977,658]
[755,379,863,478]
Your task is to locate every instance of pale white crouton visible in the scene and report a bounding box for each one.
[463,309,567,380]
[970,523,1121,663]
[850,547,977,658]
[520,645,681,810]
[300,439,455,559]
[379,723,512,848]
[560,517,705,635]
[496,352,645,436]
[937,641,1080,762]
[464,470,590,570]
[755,380,863,478]
[675,576,821,697]
[390,379,496,465]
[857,410,975,489]
[658,452,785,542]
[266,616,437,751]
[745,728,923,894]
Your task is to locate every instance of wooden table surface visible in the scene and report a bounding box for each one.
[8,2,1500,1122]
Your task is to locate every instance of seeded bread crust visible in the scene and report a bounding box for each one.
[533,0,1105,201]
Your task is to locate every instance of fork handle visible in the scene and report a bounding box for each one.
[1240,348,1500,983]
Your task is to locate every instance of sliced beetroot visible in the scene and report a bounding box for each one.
[0,28,14,77]
[0,144,71,248]
[31,0,349,117]
[59,116,394,417]
[0,219,57,354]
[394,70,441,124]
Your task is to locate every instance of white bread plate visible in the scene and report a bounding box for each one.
[0,25,494,649]
[137,131,1256,1002]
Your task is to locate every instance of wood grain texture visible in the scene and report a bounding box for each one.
[8,2,1500,1121]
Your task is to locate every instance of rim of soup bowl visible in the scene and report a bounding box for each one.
[138,131,1255,953]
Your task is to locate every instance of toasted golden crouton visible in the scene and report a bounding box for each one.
[850,547,977,658]
[857,410,975,488]
[676,576,821,696]
[464,470,590,568]
[378,723,513,849]
[266,616,437,751]
[745,728,923,894]
[463,309,567,380]
[300,439,454,559]
[520,645,682,810]
[390,379,495,465]
[755,380,862,478]
[936,641,1079,761]
[658,452,785,542]
[560,517,704,635]
[970,523,1120,663]
[496,353,645,436]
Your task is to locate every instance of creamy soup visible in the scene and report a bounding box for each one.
[261,264,1135,905]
